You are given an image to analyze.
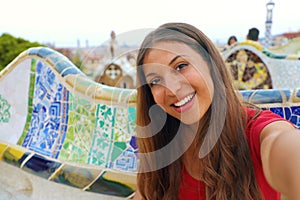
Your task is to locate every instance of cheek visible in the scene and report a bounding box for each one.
[151,88,164,104]
[194,70,214,99]
[205,78,214,101]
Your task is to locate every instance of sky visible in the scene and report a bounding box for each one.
[1,0,299,47]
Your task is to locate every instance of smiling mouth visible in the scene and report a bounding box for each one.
[173,92,196,107]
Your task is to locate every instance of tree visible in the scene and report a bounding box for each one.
[0,33,44,71]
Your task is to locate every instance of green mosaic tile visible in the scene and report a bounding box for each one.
[111,142,127,161]
[88,105,115,167]
[58,93,96,164]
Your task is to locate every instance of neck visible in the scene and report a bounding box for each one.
[182,145,202,180]
[181,123,204,180]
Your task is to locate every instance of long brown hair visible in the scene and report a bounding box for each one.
[136,22,262,200]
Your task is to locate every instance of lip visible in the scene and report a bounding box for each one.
[172,92,196,113]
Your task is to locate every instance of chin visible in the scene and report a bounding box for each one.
[178,115,201,125]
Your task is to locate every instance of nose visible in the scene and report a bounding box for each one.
[164,72,182,96]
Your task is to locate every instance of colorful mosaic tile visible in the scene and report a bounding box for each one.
[88,105,118,167]
[21,60,69,158]
[240,89,300,128]
[225,49,273,90]
[268,106,300,128]
[223,44,300,89]
[87,105,137,171]
[58,94,96,163]
[107,146,138,171]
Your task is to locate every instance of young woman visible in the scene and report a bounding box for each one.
[134,22,300,200]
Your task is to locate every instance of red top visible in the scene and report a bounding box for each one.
[178,108,286,200]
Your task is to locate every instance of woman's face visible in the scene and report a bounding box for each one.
[142,41,214,125]
[229,38,236,45]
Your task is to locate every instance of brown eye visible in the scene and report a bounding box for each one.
[149,78,161,87]
[175,63,188,71]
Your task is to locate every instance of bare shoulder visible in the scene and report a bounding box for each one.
[260,120,300,198]
[260,120,295,143]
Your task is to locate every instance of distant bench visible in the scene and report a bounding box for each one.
[0,47,299,199]
[222,41,300,90]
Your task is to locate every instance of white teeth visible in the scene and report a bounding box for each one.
[174,93,194,107]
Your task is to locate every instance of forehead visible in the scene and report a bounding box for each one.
[150,41,189,52]
[143,41,196,63]
[142,41,210,76]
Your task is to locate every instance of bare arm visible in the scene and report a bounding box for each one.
[261,121,300,200]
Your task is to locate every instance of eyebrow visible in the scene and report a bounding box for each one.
[145,72,156,78]
[169,55,184,65]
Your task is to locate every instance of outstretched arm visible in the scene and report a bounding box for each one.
[261,121,300,200]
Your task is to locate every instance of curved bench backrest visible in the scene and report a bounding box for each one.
[0,47,138,171]
[222,43,300,90]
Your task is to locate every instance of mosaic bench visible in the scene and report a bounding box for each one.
[222,41,300,90]
[268,37,300,55]
[0,47,299,199]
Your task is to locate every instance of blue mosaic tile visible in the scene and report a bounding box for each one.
[61,67,83,76]
[55,60,74,74]
[290,116,298,127]
[22,60,69,158]
[269,107,284,118]
[291,106,300,128]
[47,54,61,64]
[268,106,300,128]
[240,89,291,104]
[37,47,55,58]
[284,107,291,119]
[108,147,138,171]
[28,47,40,55]
[251,90,283,104]
[23,153,61,179]
[129,136,137,150]
[282,90,292,101]
[291,106,300,115]
[240,90,253,102]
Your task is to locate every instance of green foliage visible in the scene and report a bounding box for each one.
[0,33,44,71]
